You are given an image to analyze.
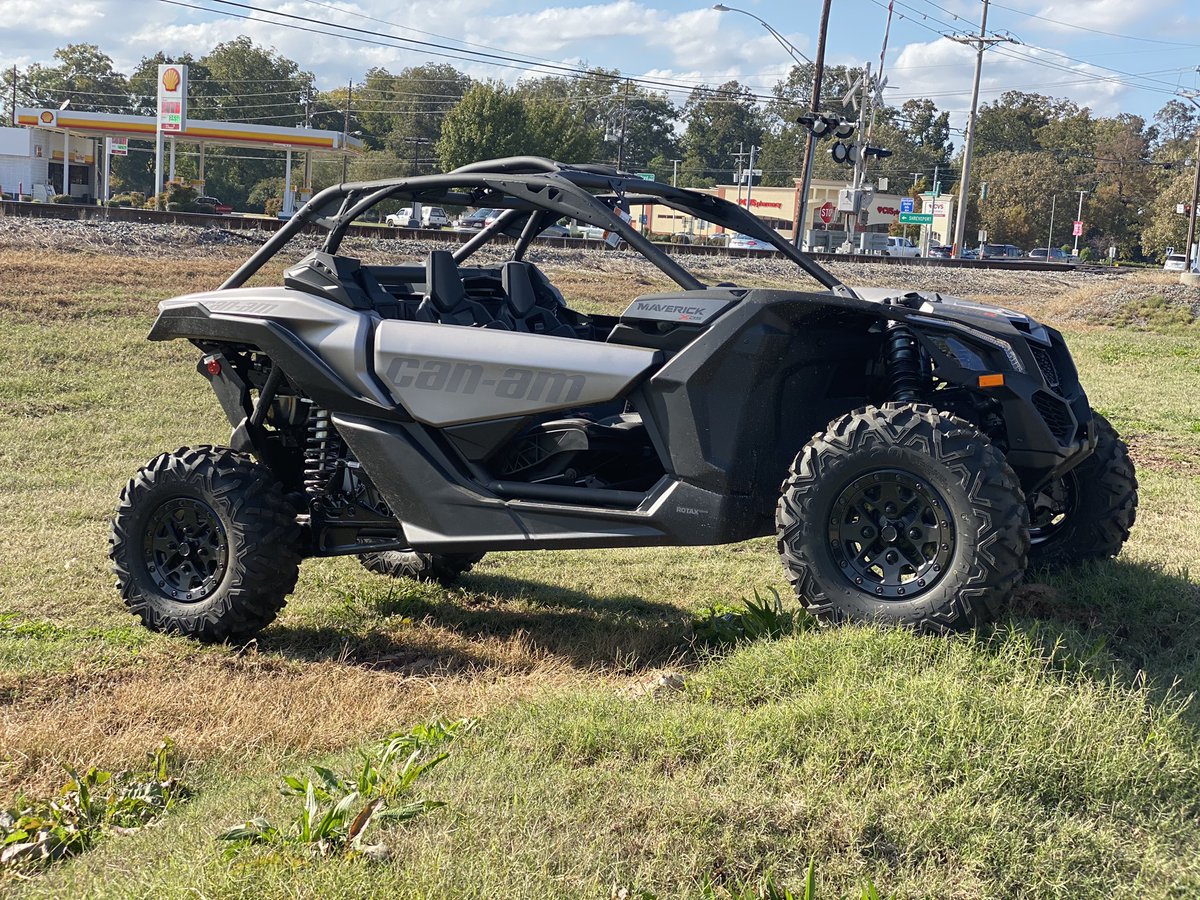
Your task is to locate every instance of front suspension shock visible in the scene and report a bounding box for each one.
[885,320,926,403]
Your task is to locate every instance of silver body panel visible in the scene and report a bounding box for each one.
[374,320,658,426]
[160,288,392,406]
[621,295,734,325]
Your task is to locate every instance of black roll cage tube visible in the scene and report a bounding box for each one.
[219,156,846,296]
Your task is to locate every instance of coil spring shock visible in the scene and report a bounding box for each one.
[303,406,341,499]
[885,320,926,403]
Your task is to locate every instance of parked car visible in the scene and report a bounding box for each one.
[1029,248,1069,262]
[194,196,233,215]
[1163,252,1192,272]
[728,233,774,251]
[110,154,1136,641]
[982,243,1024,260]
[385,206,450,228]
[458,208,494,229]
[884,236,920,258]
[926,244,951,259]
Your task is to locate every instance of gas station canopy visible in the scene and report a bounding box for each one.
[15,107,364,155]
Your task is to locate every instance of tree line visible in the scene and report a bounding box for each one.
[4,41,1195,260]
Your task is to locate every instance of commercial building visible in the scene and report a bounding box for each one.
[2,107,363,209]
[638,177,956,251]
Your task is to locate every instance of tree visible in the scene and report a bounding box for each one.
[514,76,600,164]
[437,82,530,171]
[13,44,129,113]
[680,80,764,187]
[352,64,472,167]
[967,151,1061,249]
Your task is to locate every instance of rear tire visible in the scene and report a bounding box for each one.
[357,550,483,585]
[1027,412,1137,569]
[110,446,301,642]
[776,403,1029,632]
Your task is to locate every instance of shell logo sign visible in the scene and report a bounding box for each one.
[157,64,188,133]
[39,110,55,125]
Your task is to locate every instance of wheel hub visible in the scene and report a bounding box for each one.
[828,469,956,599]
[142,497,228,602]
[1028,473,1076,546]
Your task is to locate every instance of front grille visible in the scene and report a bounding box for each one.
[1033,391,1074,442]
[1030,345,1060,390]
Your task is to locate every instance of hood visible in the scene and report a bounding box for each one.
[847,286,1052,346]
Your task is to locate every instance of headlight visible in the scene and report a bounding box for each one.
[918,323,1025,374]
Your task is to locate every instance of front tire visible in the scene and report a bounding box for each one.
[1027,412,1137,569]
[357,550,483,585]
[776,403,1029,631]
[110,446,302,642]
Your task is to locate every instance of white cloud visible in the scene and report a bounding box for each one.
[889,37,1128,131]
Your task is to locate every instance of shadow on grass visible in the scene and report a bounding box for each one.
[999,558,1200,716]
[259,572,689,674]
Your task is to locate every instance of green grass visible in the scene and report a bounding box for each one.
[1,284,1199,897]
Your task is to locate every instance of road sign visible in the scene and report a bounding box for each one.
[636,172,655,181]
[899,212,933,225]
[900,197,914,214]
[818,202,835,224]
[1072,220,1084,237]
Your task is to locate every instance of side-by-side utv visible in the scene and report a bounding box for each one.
[110,156,1137,640]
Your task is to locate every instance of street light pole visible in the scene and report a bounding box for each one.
[1187,113,1200,272]
[671,158,681,187]
[713,3,817,246]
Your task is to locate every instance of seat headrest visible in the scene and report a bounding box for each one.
[501,261,538,316]
[426,250,466,311]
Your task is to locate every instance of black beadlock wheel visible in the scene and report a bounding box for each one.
[357,550,483,585]
[1026,411,1138,569]
[776,403,1030,632]
[110,446,302,642]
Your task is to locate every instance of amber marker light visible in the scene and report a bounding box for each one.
[978,373,1005,388]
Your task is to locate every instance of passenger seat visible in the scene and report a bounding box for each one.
[416,251,505,327]
[498,261,576,336]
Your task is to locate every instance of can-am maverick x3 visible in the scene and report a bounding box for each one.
[110,156,1137,640]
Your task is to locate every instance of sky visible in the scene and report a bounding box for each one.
[3,0,1199,134]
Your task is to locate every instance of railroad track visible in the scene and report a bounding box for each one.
[1,199,1082,273]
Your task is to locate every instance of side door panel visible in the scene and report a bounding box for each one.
[374,321,659,426]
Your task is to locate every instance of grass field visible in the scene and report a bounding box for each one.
[0,247,1198,897]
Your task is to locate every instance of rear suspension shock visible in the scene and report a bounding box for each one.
[303,406,341,500]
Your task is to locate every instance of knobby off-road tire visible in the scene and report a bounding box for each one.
[357,550,484,585]
[1027,412,1137,569]
[110,446,302,642]
[776,403,1030,632]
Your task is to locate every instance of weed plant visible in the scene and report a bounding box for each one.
[219,718,471,860]
[0,741,188,875]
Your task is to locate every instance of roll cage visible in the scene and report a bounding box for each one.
[221,156,848,296]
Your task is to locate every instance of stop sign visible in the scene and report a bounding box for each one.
[819,202,835,225]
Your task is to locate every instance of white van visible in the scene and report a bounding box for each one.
[385,206,451,229]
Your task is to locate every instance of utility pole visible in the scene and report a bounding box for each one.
[1183,92,1200,273]
[1073,189,1087,256]
[1046,194,1056,258]
[9,65,16,127]
[745,143,758,211]
[792,0,832,249]
[302,82,313,201]
[733,142,750,206]
[616,78,631,171]
[341,78,352,183]
[948,0,1015,258]
[671,158,681,186]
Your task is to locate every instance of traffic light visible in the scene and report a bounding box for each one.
[798,114,855,140]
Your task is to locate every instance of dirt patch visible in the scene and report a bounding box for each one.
[1125,433,1200,476]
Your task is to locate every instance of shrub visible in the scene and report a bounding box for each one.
[49,194,73,204]
[691,588,810,650]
